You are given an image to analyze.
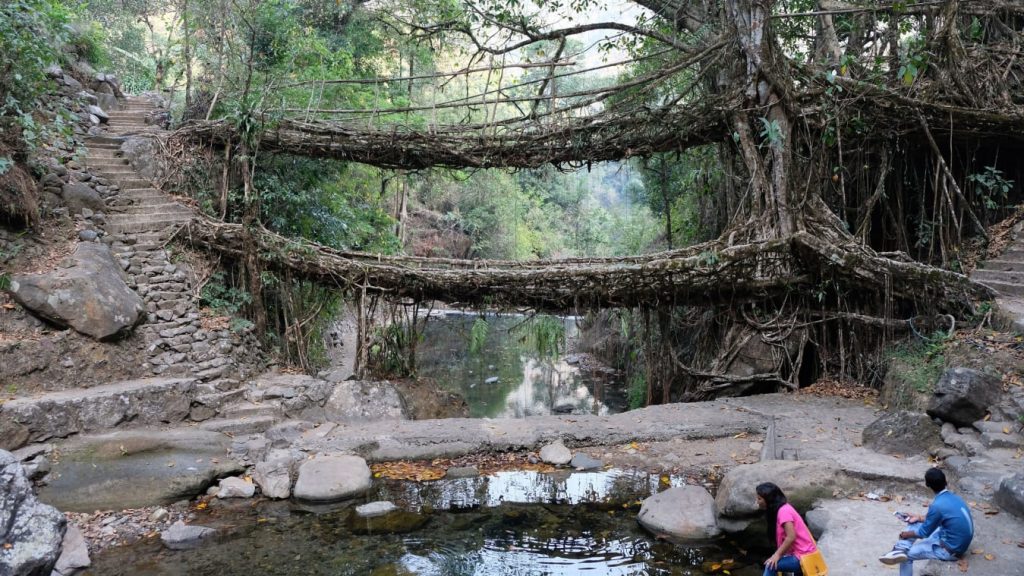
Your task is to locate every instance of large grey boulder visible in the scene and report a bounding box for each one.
[994,472,1024,519]
[8,243,145,340]
[715,460,845,519]
[862,411,942,456]
[293,454,371,502]
[321,380,409,423]
[927,368,1002,427]
[637,486,720,541]
[60,182,104,215]
[120,137,161,181]
[0,450,66,576]
[36,429,243,512]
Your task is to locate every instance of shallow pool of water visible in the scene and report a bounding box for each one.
[86,470,764,576]
[415,313,625,418]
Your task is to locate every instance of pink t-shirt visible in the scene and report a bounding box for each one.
[776,503,817,557]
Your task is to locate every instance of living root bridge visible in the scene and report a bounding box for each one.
[180,216,992,313]
[173,108,730,170]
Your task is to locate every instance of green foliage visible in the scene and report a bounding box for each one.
[627,372,647,409]
[66,20,109,66]
[253,156,401,253]
[200,272,252,315]
[887,334,947,394]
[967,166,1014,210]
[0,157,13,176]
[758,117,784,148]
[369,322,419,377]
[468,317,489,356]
[0,273,11,292]
[513,315,565,360]
[898,36,927,86]
[0,0,72,117]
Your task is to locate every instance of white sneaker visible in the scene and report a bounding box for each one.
[879,550,909,565]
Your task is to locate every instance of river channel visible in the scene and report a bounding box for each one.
[415,312,627,418]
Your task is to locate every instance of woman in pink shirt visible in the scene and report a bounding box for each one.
[756,482,819,576]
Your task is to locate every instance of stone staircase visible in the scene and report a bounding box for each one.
[82,96,262,381]
[973,221,1024,332]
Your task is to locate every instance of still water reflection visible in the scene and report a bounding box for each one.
[87,470,760,576]
[415,313,625,418]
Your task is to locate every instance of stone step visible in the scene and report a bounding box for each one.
[123,206,192,217]
[86,160,130,169]
[124,194,169,203]
[109,209,191,221]
[999,248,1024,261]
[127,197,178,208]
[979,260,1024,272]
[93,169,137,178]
[109,220,188,234]
[973,269,1024,285]
[85,148,123,157]
[977,279,1024,298]
[84,136,125,146]
[108,178,153,188]
[0,378,197,451]
[198,416,279,436]
[221,401,284,420]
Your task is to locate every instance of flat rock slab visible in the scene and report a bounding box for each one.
[810,496,1024,576]
[38,428,243,512]
[298,401,768,461]
[161,522,217,550]
[0,378,195,450]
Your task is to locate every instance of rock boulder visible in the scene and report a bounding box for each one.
[862,411,942,456]
[994,472,1024,519]
[0,450,66,576]
[60,182,104,215]
[293,454,371,502]
[9,243,145,340]
[320,380,409,423]
[715,460,845,519]
[637,485,720,541]
[927,368,1002,427]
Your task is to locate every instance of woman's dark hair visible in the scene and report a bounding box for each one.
[756,482,788,547]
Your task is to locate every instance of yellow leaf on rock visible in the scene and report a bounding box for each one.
[984,554,995,560]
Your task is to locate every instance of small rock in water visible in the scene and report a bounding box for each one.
[552,403,575,414]
[484,376,499,384]
[446,466,479,479]
[79,230,98,242]
[161,521,217,550]
[356,501,398,518]
[539,440,572,466]
[217,476,255,498]
[570,453,603,471]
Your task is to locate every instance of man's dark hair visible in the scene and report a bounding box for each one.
[924,467,947,493]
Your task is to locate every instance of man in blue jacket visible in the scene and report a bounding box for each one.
[879,468,974,576]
